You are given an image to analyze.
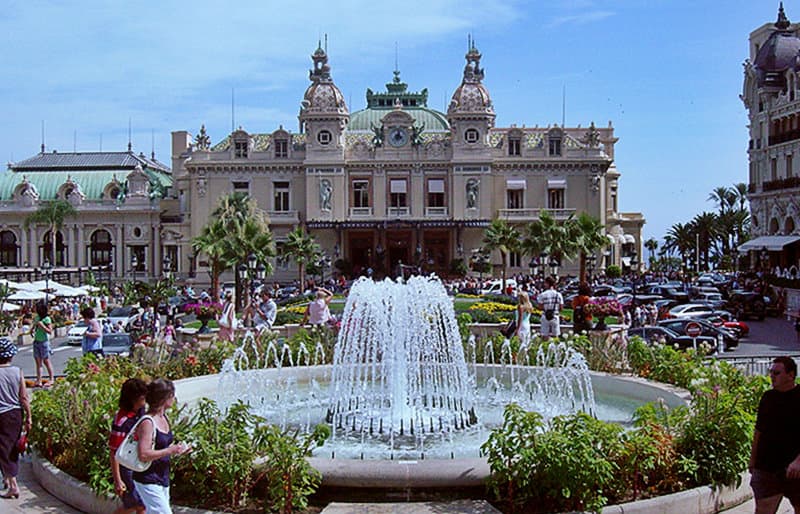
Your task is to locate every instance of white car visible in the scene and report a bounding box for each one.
[667,303,715,319]
[67,321,89,345]
[107,306,142,332]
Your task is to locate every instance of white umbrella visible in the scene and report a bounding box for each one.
[48,284,87,297]
[0,302,20,311]
[7,290,47,301]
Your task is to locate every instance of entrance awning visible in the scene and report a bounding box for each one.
[737,235,800,253]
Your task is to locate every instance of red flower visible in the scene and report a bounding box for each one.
[185,355,199,366]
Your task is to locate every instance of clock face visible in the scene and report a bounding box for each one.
[388,127,409,147]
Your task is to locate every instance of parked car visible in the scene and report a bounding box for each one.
[658,318,738,350]
[727,291,767,321]
[481,279,517,295]
[102,333,134,357]
[648,285,690,303]
[106,306,142,332]
[628,326,717,350]
[667,303,716,319]
[694,292,727,310]
[67,321,89,345]
[698,315,750,338]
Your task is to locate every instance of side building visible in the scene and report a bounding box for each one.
[741,3,800,268]
[0,148,177,282]
[171,42,645,284]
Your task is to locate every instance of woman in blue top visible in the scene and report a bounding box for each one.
[80,307,103,357]
[133,379,191,514]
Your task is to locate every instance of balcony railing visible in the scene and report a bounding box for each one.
[497,208,576,221]
[267,210,300,224]
[425,207,448,217]
[349,207,373,217]
[387,207,410,217]
[768,129,800,146]
[762,176,800,192]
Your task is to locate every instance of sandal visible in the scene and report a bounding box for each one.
[0,490,19,499]
[32,381,42,388]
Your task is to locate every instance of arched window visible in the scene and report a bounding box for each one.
[90,229,113,266]
[0,231,18,266]
[41,230,66,266]
[786,217,796,235]
[769,217,780,235]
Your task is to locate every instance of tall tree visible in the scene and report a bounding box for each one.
[283,227,320,292]
[644,238,659,266]
[691,212,718,271]
[482,218,520,291]
[568,212,607,282]
[24,200,77,266]
[732,182,749,212]
[521,210,578,278]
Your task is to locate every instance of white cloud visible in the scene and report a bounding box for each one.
[546,10,615,28]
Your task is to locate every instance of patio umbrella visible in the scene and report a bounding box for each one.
[0,302,20,311]
[7,290,47,301]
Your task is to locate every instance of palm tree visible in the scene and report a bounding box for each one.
[664,222,694,265]
[482,218,520,291]
[283,227,320,292]
[707,186,736,214]
[691,212,718,271]
[732,182,749,211]
[192,218,228,299]
[644,238,658,266]
[521,210,577,276]
[568,212,607,282]
[24,200,77,266]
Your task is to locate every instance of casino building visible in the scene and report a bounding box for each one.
[171,41,644,283]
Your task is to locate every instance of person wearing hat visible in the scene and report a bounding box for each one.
[0,337,32,499]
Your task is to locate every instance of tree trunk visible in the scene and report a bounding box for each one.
[51,222,57,266]
[579,252,586,283]
[299,263,305,295]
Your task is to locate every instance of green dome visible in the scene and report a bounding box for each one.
[348,106,449,132]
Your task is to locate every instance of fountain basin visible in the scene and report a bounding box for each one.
[174,366,689,494]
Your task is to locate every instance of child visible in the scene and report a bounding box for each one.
[109,378,148,514]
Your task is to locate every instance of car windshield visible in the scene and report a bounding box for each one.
[103,335,131,346]
[72,321,88,328]
[108,307,134,317]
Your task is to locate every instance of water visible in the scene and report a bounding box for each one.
[217,275,600,459]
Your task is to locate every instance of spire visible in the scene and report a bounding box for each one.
[777,2,791,30]
[462,37,484,84]
[310,34,332,83]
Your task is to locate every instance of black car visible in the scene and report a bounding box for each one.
[727,292,766,321]
[103,333,134,357]
[658,318,738,350]
[628,326,717,350]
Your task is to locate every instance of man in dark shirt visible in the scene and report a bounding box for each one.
[750,356,800,513]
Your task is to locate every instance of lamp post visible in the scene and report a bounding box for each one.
[630,252,640,312]
[42,259,52,304]
[548,255,560,279]
[587,254,597,283]
[162,255,172,279]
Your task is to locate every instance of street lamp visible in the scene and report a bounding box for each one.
[162,255,172,279]
[131,253,139,284]
[548,255,560,278]
[41,259,52,304]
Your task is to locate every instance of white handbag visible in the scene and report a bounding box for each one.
[115,415,155,472]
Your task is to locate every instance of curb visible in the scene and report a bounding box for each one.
[33,448,753,514]
[31,452,222,514]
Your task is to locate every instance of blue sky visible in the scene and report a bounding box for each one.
[0,0,782,242]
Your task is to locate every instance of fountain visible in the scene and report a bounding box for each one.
[217,276,601,461]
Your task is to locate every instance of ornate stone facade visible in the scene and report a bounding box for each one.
[171,42,644,283]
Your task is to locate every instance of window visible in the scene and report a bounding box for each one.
[0,231,17,266]
[275,139,288,158]
[507,189,523,209]
[772,158,778,180]
[548,188,565,209]
[232,181,249,196]
[787,154,793,177]
[317,130,332,145]
[390,179,407,207]
[509,252,521,268]
[464,128,479,143]
[353,180,370,208]
[90,230,113,266]
[427,179,445,207]
[273,182,290,211]
[508,137,521,156]
[548,138,562,156]
[234,140,248,158]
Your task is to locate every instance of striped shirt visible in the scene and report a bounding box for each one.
[109,407,143,451]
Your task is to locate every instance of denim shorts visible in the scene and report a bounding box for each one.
[751,468,800,505]
[33,340,52,360]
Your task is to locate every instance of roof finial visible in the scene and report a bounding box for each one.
[324,33,328,53]
[127,117,132,152]
[41,120,45,154]
[777,2,791,30]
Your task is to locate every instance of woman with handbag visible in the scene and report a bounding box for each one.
[0,337,32,500]
[109,378,147,514]
[217,291,236,342]
[132,378,191,514]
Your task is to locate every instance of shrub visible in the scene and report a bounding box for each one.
[606,264,621,278]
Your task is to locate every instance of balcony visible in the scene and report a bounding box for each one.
[425,207,448,217]
[349,207,373,217]
[267,210,300,224]
[762,176,800,192]
[769,129,800,146]
[387,207,410,217]
[497,208,576,221]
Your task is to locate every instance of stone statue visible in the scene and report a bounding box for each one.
[466,178,479,209]
[320,179,333,211]
[411,122,425,146]
[371,123,384,147]
[195,124,211,151]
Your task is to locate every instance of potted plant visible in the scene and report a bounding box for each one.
[184,302,222,333]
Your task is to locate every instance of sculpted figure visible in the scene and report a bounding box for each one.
[466,178,480,209]
[320,179,333,211]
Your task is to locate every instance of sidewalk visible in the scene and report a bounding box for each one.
[5,456,82,513]
[721,496,793,513]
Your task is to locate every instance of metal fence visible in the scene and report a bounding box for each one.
[714,355,800,377]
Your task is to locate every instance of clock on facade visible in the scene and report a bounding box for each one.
[388,127,409,147]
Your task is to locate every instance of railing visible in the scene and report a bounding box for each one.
[762,176,800,192]
[497,208,576,220]
[768,129,800,146]
[425,207,448,217]
[387,207,410,217]
[349,207,373,217]
[714,355,800,377]
[267,210,299,224]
